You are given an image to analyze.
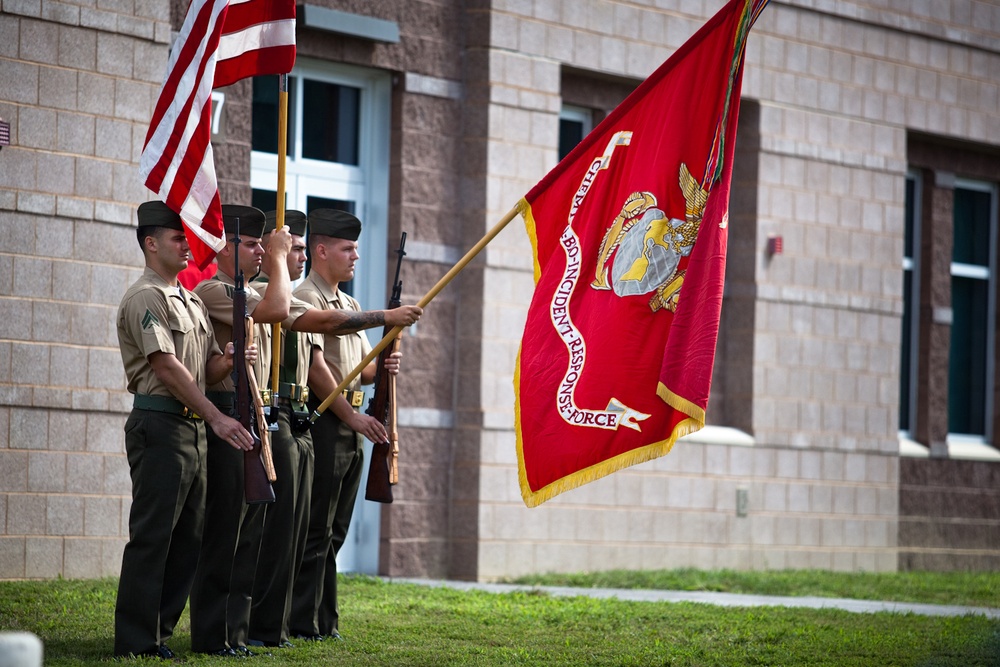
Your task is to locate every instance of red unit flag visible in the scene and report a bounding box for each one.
[515,0,770,507]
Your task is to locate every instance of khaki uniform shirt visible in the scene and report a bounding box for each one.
[117,266,220,396]
[250,272,315,388]
[294,272,371,390]
[194,271,270,392]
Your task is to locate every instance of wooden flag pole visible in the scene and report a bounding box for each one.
[309,204,521,423]
[271,73,289,395]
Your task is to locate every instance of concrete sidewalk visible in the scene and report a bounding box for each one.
[389,578,1000,620]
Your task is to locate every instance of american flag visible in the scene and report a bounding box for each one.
[139,0,296,270]
[216,0,296,89]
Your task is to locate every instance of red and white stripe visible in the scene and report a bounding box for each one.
[215,0,296,89]
[139,0,296,270]
[139,0,228,269]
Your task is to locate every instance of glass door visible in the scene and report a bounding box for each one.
[251,59,392,574]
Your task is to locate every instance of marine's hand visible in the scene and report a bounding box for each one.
[346,412,389,444]
[385,305,422,327]
[384,350,401,375]
[261,227,293,278]
[222,342,236,371]
[267,226,293,256]
[208,414,255,451]
[220,341,257,370]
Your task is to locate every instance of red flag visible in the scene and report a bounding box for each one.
[139,0,296,270]
[177,260,218,290]
[515,0,770,507]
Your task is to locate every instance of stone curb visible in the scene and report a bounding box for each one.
[387,578,1000,619]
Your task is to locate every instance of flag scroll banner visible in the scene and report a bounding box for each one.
[140,0,296,270]
[515,0,770,507]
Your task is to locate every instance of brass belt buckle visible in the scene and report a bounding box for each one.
[260,388,272,404]
[281,384,309,403]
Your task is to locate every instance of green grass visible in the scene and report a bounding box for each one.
[0,573,997,666]
[506,568,1000,608]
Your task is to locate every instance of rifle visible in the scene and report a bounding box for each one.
[364,232,406,503]
[232,219,276,504]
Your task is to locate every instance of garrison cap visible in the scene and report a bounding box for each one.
[137,201,183,231]
[264,209,307,237]
[222,204,266,238]
[309,208,361,241]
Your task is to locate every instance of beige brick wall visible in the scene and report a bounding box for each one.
[468,0,998,578]
[0,0,170,578]
[2,0,998,580]
[476,439,899,579]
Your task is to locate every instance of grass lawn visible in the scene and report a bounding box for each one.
[0,572,997,666]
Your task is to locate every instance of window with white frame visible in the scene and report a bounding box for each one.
[899,171,920,435]
[249,59,391,309]
[948,179,998,441]
[558,104,594,161]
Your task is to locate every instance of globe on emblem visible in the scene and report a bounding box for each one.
[610,207,686,298]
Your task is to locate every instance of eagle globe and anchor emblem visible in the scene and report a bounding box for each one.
[591,163,711,312]
[543,136,720,435]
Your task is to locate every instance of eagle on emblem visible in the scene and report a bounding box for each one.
[590,163,708,312]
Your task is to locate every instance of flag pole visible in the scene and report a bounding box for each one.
[271,73,289,395]
[309,204,521,423]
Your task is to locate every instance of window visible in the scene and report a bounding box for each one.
[901,144,1000,453]
[948,180,997,440]
[251,76,294,155]
[898,171,920,434]
[249,59,391,310]
[558,105,593,161]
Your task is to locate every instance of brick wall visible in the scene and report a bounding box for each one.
[465,0,997,578]
[475,439,898,579]
[0,0,173,579]
[899,458,1000,570]
[2,0,999,581]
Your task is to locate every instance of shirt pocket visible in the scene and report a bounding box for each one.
[168,310,197,363]
[168,311,195,335]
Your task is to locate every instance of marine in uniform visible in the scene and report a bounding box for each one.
[114,201,254,659]
[289,209,406,641]
[247,210,319,647]
[189,205,295,657]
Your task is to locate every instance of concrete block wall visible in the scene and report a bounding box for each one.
[293,1,495,578]
[469,0,999,578]
[899,458,1000,570]
[0,0,171,578]
[477,438,898,579]
[2,0,998,581]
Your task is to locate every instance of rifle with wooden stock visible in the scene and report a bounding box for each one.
[232,220,276,504]
[364,232,406,503]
